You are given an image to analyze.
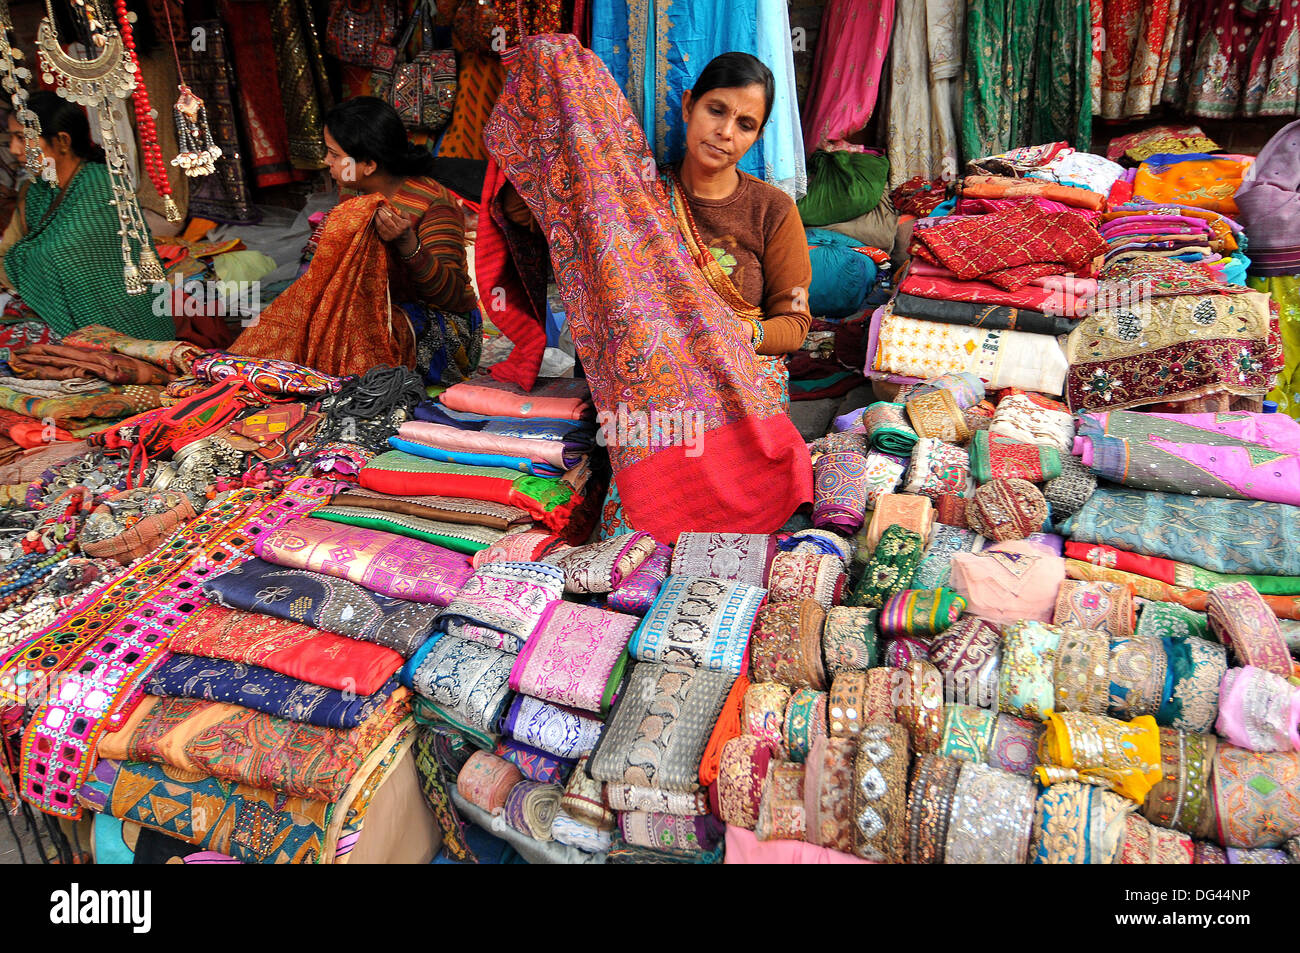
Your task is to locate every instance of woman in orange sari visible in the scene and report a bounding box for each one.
[232,98,479,381]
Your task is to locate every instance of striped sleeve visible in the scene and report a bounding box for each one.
[398,178,477,313]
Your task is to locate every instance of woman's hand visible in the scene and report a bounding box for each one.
[374,204,419,256]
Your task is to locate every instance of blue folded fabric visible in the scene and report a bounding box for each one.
[145,655,400,729]
[387,435,563,478]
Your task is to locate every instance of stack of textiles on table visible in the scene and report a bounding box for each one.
[868,146,1121,399]
[0,325,203,469]
[360,378,601,546]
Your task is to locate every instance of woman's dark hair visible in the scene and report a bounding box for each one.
[27,90,105,163]
[323,97,436,177]
[690,52,775,127]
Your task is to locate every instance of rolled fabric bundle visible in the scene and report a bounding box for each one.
[755,760,807,842]
[987,714,1046,777]
[910,525,983,590]
[822,607,878,677]
[861,401,919,455]
[743,682,792,756]
[989,392,1076,453]
[1037,711,1163,803]
[80,490,197,564]
[803,735,858,852]
[877,588,966,640]
[1194,841,1228,864]
[508,601,634,715]
[472,531,567,568]
[898,372,986,410]
[1031,781,1135,864]
[969,431,1063,484]
[255,520,473,606]
[948,539,1065,625]
[670,532,775,586]
[864,493,934,551]
[501,695,605,760]
[905,390,972,444]
[1053,580,1135,638]
[930,617,1001,708]
[1120,814,1194,864]
[783,688,829,763]
[810,430,870,456]
[999,620,1064,720]
[934,494,968,527]
[1228,847,1291,864]
[1052,626,1112,716]
[828,672,871,739]
[944,761,1037,864]
[966,478,1050,542]
[503,781,563,841]
[1207,582,1292,678]
[939,704,998,763]
[905,754,963,864]
[766,553,846,608]
[604,783,711,816]
[813,451,870,534]
[551,810,613,853]
[1042,453,1097,524]
[542,531,657,594]
[896,660,946,755]
[963,400,996,434]
[1156,633,1226,733]
[902,439,973,501]
[409,634,514,737]
[629,575,765,677]
[456,751,524,815]
[862,668,900,724]
[588,663,732,793]
[851,721,909,862]
[861,452,907,508]
[882,637,930,667]
[833,406,867,432]
[618,811,725,854]
[1216,666,1300,753]
[1137,601,1210,641]
[1212,746,1300,849]
[1142,728,1217,839]
[494,739,574,784]
[750,601,828,690]
[1107,633,1169,719]
[715,735,774,830]
[850,524,926,609]
[437,561,566,653]
[560,757,616,831]
[607,542,672,615]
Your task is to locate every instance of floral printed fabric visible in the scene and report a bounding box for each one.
[542,531,657,594]
[403,633,515,737]
[851,524,926,609]
[509,602,635,714]
[437,561,566,653]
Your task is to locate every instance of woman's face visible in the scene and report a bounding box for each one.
[323,127,376,189]
[6,114,25,163]
[681,84,766,176]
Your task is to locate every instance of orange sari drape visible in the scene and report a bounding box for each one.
[230,192,415,377]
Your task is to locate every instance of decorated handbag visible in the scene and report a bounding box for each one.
[326,0,402,68]
[374,0,457,131]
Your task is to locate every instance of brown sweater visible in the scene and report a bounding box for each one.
[678,169,812,355]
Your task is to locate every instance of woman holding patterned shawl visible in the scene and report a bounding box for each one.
[483,35,812,542]
[231,98,479,382]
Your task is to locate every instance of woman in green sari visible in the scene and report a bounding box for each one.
[0,91,174,340]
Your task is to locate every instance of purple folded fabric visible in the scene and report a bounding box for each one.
[607,542,671,615]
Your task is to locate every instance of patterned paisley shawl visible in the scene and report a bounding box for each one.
[483,34,811,542]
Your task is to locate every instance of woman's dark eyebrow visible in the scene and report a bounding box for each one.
[702,93,760,127]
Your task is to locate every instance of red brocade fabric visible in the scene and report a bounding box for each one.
[169,605,404,696]
[910,202,1106,290]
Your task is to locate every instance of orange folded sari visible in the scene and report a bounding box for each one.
[230,192,415,377]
